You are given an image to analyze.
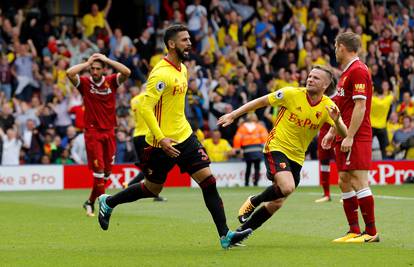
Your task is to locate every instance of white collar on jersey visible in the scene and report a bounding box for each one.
[89,76,105,87]
[342,57,359,73]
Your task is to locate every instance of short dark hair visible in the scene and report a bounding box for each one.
[91,59,106,68]
[335,32,361,53]
[164,24,189,49]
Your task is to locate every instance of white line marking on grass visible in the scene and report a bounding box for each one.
[303,192,414,201]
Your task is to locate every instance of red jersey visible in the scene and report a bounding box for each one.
[76,74,119,130]
[69,105,85,130]
[335,58,372,142]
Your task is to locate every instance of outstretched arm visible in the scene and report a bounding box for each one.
[217,95,270,127]
[103,0,112,17]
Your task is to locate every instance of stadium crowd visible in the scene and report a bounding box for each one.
[0,0,414,167]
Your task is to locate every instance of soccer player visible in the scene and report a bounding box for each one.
[322,32,379,243]
[96,24,252,249]
[66,53,131,216]
[126,85,166,202]
[314,123,335,203]
[217,65,347,238]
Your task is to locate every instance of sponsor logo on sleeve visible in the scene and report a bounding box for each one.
[354,83,366,93]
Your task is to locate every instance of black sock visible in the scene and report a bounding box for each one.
[106,183,155,208]
[251,185,285,207]
[128,172,145,186]
[239,206,273,231]
[199,175,229,237]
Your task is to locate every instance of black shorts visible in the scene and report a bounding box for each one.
[141,134,211,184]
[133,135,146,165]
[264,151,302,187]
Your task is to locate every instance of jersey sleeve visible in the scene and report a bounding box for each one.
[140,71,169,141]
[267,87,294,107]
[106,73,119,89]
[76,76,89,94]
[350,67,371,100]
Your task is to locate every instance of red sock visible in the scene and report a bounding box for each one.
[357,188,377,236]
[321,171,330,197]
[89,177,105,203]
[342,191,360,234]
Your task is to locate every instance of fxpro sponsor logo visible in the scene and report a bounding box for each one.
[106,167,140,189]
[369,163,414,185]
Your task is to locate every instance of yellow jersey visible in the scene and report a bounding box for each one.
[203,138,232,162]
[82,12,105,37]
[370,94,393,129]
[265,87,336,165]
[140,58,192,147]
[130,94,149,137]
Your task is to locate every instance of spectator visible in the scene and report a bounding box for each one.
[203,129,233,162]
[233,113,268,186]
[0,54,13,101]
[0,102,15,131]
[370,81,395,159]
[82,0,112,38]
[396,92,414,117]
[55,148,74,164]
[393,115,414,159]
[0,127,22,165]
[71,132,87,165]
[21,119,43,164]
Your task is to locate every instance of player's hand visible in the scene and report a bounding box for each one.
[159,137,180,158]
[321,132,335,150]
[340,136,353,152]
[217,113,235,127]
[326,105,340,122]
[92,53,108,62]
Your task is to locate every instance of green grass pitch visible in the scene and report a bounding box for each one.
[0,185,413,267]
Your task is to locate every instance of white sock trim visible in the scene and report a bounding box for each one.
[320,165,330,172]
[342,191,356,200]
[356,187,372,199]
[93,172,105,178]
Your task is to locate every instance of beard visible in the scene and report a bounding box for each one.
[175,47,189,61]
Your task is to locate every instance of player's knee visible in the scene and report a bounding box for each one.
[278,184,295,196]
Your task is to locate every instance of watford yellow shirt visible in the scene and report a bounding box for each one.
[371,94,393,129]
[130,94,149,137]
[203,138,232,162]
[265,87,336,165]
[141,58,192,147]
[82,12,105,37]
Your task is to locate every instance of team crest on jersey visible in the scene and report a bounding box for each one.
[156,81,166,91]
[296,106,302,112]
[275,90,284,99]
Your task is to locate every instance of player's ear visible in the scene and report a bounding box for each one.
[168,39,175,49]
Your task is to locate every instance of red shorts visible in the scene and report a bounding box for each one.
[84,128,116,173]
[317,134,335,161]
[335,140,371,171]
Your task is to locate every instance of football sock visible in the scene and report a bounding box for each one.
[199,175,229,237]
[320,162,330,197]
[106,182,156,208]
[239,206,272,231]
[89,174,106,204]
[342,191,361,234]
[128,171,145,186]
[251,185,285,207]
[356,188,377,236]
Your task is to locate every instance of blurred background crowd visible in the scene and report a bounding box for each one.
[0,0,414,170]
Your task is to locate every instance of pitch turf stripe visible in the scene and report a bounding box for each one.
[304,192,414,201]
